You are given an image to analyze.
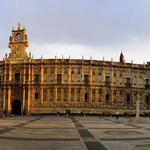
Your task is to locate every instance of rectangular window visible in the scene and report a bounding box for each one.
[64,89,67,101]
[146,79,149,84]
[84,75,89,84]
[71,88,74,101]
[57,74,62,84]
[50,88,54,101]
[145,79,150,88]
[105,76,110,82]
[57,88,61,101]
[92,89,96,102]
[126,78,132,87]
[98,89,101,102]
[145,95,150,109]
[105,76,110,86]
[35,74,40,84]
[6,74,9,81]
[77,89,80,101]
[43,89,47,101]
[35,93,39,100]
[126,78,131,84]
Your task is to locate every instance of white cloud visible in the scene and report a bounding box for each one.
[29,38,150,64]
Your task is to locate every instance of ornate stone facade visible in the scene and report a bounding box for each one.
[0,24,150,115]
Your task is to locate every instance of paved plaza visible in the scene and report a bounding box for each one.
[0,116,149,149]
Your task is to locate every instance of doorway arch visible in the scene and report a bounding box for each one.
[12,100,21,115]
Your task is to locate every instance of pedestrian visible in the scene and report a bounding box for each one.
[116,111,119,120]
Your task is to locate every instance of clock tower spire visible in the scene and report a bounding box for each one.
[8,23,29,62]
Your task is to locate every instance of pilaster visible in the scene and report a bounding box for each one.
[7,86,11,114]
[54,86,57,102]
[40,87,43,103]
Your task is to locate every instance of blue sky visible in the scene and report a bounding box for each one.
[0,0,150,63]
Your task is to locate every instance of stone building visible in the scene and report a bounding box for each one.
[0,24,150,115]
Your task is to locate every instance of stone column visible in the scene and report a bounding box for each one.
[54,86,57,102]
[40,87,43,103]
[22,87,25,114]
[89,88,92,103]
[135,93,140,119]
[111,67,113,105]
[74,88,77,103]
[82,87,85,103]
[22,65,26,114]
[61,64,64,84]
[90,65,92,85]
[55,61,57,84]
[102,63,106,104]
[7,87,11,114]
[28,64,31,83]
[25,64,31,115]
[68,64,71,102]
[40,63,43,84]
[3,87,6,114]
[61,88,64,102]
[31,64,34,83]
[9,64,12,81]
[81,63,84,83]
[26,86,30,115]
[68,87,71,102]
[7,64,12,114]
[3,64,6,114]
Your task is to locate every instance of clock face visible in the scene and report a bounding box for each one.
[15,32,22,42]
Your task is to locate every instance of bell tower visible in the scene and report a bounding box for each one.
[8,23,29,61]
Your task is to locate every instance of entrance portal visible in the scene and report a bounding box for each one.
[12,100,21,115]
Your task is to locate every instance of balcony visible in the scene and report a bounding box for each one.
[35,80,40,85]
[84,80,90,85]
[145,84,150,89]
[125,83,132,88]
[105,81,111,86]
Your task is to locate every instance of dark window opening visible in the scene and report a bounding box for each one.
[84,75,89,84]
[85,93,88,102]
[145,79,150,88]
[35,93,39,100]
[12,100,21,115]
[35,74,40,84]
[126,78,132,87]
[145,95,150,109]
[127,94,131,108]
[15,73,20,81]
[106,94,110,104]
[57,74,62,84]
[105,76,110,86]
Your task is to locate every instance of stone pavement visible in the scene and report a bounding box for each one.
[0,116,149,149]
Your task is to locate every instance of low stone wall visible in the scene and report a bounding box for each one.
[30,107,150,115]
